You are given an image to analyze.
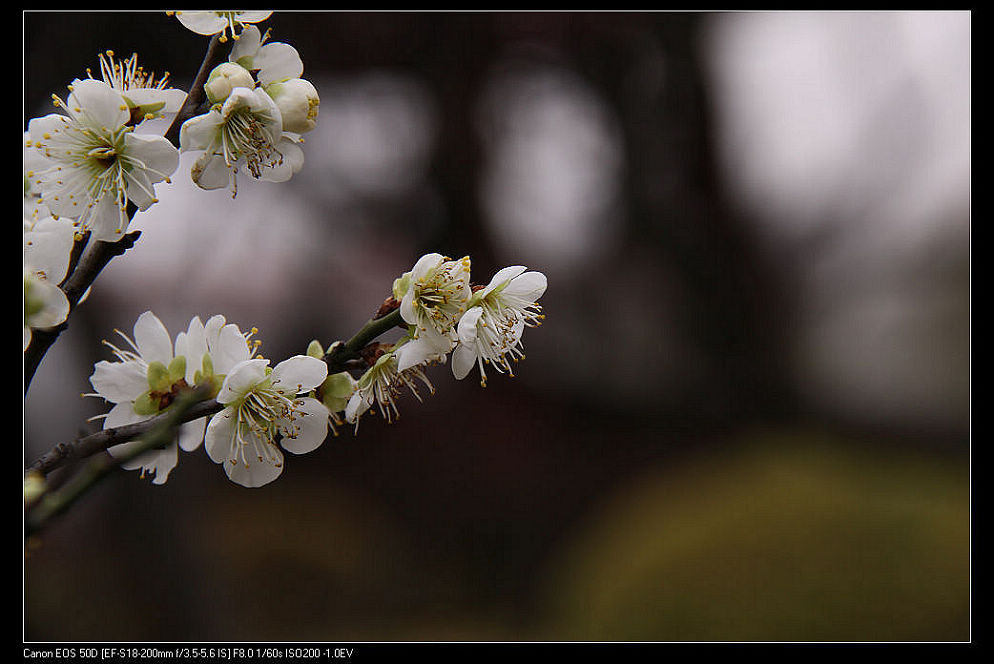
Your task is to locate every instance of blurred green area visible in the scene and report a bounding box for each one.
[25,429,968,642]
[539,432,969,641]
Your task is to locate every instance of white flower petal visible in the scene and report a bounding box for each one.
[229,25,262,65]
[345,391,373,424]
[278,398,329,455]
[65,79,130,131]
[456,307,483,345]
[89,360,148,404]
[225,452,283,488]
[180,109,223,152]
[23,217,75,282]
[255,42,303,86]
[211,323,253,375]
[270,355,328,395]
[482,265,528,297]
[133,311,173,366]
[503,271,548,302]
[451,343,476,381]
[178,416,207,452]
[24,278,70,330]
[217,358,269,404]
[103,402,151,429]
[176,12,228,35]
[190,151,233,190]
[204,408,237,463]
[123,132,180,184]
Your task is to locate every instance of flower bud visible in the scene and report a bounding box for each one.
[204,62,255,104]
[267,78,320,133]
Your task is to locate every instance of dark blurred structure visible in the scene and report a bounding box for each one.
[24,12,969,642]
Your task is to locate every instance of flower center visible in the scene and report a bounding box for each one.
[221,108,283,178]
[227,384,300,466]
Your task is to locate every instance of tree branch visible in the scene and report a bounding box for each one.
[25,386,215,536]
[26,394,223,478]
[325,307,405,373]
[163,34,226,148]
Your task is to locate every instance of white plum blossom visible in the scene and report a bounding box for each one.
[171,10,272,42]
[171,314,259,453]
[87,311,205,484]
[228,25,319,134]
[267,78,320,134]
[25,79,179,240]
[228,25,303,89]
[84,50,187,125]
[451,266,547,386]
[204,356,329,487]
[393,253,472,362]
[23,215,75,350]
[345,341,440,429]
[180,86,303,194]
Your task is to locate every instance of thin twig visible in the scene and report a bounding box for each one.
[163,34,226,148]
[27,397,224,478]
[325,308,406,373]
[25,386,214,536]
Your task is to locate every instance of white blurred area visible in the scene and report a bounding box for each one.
[705,11,970,433]
[477,60,625,279]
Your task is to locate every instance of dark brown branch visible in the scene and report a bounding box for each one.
[25,386,216,536]
[163,34,227,148]
[26,395,224,478]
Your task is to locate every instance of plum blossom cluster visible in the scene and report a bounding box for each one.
[86,311,329,488]
[83,254,546,488]
[179,23,319,194]
[22,11,319,358]
[24,13,548,526]
[342,253,547,428]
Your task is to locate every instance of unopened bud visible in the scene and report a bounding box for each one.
[204,62,256,104]
[267,78,320,133]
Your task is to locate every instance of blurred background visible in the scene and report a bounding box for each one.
[23,11,970,642]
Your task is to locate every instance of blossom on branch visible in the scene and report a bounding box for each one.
[180,86,303,194]
[25,79,179,240]
[393,253,472,361]
[452,266,547,386]
[84,50,187,125]
[170,10,272,43]
[345,341,440,429]
[228,25,319,134]
[87,311,204,484]
[23,215,75,350]
[204,355,329,487]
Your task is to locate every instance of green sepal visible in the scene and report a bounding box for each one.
[306,339,324,359]
[201,353,215,378]
[168,356,187,382]
[146,361,171,392]
[133,391,160,416]
[392,272,412,300]
[320,371,357,412]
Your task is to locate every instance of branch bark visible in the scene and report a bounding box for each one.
[25,386,216,536]
[163,34,226,148]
